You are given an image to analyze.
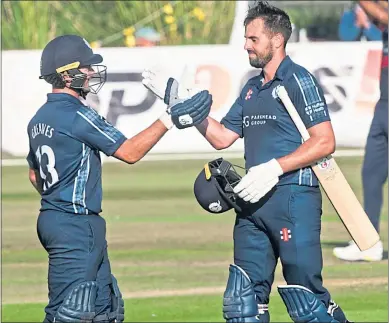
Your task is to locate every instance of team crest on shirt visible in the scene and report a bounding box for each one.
[280,228,292,242]
[272,85,281,100]
[245,88,253,100]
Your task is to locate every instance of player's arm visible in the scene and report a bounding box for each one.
[358,0,388,25]
[115,89,213,163]
[26,146,42,194]
[73,111,168,165]
[28,168,43,194]
[195,89,246,149]
[196,117,240,150]
[277,73,334,173]
[113,119,168,164]
[277,121,335,173]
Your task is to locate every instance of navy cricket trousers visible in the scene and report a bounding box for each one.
[233,184,330,306]
[362,100,388,233]
[37,210,112,322]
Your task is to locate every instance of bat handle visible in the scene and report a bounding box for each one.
[277,86,311,142]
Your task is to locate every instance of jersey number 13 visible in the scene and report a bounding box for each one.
[35,145,59,191]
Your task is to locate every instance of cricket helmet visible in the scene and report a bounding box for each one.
[193,158,243,214]
[39,35,106,98]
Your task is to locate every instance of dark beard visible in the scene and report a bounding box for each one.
[249,51,273,69]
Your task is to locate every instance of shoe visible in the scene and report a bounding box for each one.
[333,240,383,262]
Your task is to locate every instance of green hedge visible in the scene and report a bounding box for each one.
[2,1,236,50]
[2,1,349,50]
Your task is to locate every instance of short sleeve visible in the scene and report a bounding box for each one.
[72,107,127,156]
[220,83,254,138]
[287,70,331,129]
[220,99,244,138]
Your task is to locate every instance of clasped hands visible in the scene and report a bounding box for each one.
[142,65,212,130]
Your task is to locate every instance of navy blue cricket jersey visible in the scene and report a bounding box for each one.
[27,93,127,214]
[221,56,331,187]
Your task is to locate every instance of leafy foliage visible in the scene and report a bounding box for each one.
[1,1,236,49]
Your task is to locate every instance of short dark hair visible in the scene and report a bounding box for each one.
[244,1,292,47]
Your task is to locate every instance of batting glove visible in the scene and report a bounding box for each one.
[142,64,209,129]
[142,65,170,100]
[233,159,284,203]
[168,86,212,129]
[142,64,199,98]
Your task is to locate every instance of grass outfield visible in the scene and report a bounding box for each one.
[2,287,388,322]
[2,157,388,322]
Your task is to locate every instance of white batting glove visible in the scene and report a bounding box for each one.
[233,159,284,203]
[142,65,202,129]
[142,65,169,100]
[142,64,200,100]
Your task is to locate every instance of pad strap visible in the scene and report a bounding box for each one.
[278,285,339,323]
[110,275,125,322]
[93,275,124,323]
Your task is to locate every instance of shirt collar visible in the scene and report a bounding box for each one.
[47,93,82,105]
[258,55,292,84]
[275,55,292,81]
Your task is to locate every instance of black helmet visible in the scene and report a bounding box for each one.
[193,158,243,214]
[39,35,106,98]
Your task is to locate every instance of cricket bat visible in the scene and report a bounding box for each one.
[276,86,380,251]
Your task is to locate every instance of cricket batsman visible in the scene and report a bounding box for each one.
[143,1,352,322]
[27,34,212,322]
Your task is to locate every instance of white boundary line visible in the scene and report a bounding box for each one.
[1,149,365,167]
